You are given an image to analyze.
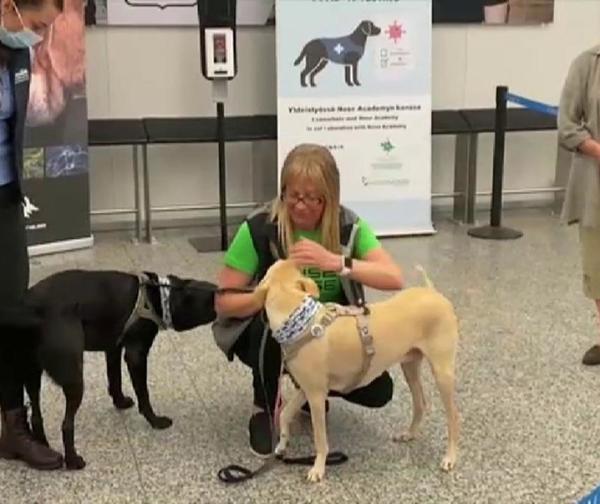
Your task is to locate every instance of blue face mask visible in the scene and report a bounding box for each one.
[0,4,43,49]
[0,27,43,49]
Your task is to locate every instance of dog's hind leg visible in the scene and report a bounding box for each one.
[40,314,87,469]
[62,378,85,470]
[308,59,328,87]
[301,54,324,87]
[423,333,459,472]
[24,363,49,447]
[124,335,172,429]
[393,353,427,443]
[106,348,134,410]
[274,387,306,457]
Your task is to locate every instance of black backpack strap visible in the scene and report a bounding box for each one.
[246,206,281,281]
[338,206,366,306]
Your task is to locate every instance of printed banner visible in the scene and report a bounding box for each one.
[85,0,275,26]
[276,0,433,236]
[23,0,91,253]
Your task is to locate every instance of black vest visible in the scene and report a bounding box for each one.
[245,204,366,306]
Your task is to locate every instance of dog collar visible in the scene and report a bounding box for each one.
[272,296,321,346]
[120,273,171,343]
[158,276,173,330]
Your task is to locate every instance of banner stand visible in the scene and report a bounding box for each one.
[22,0,92,256]
[276,0,433,237]
[28,236,94,258]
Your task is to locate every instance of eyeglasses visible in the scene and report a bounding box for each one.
[282,192,324,207]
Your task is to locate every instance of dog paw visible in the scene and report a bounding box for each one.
[151,416,173,430]
[113,396,135,410]
[393,430,418,443]
[306,466,325,483]
[440,455,456,472]
[65,454,86,470]
[274,440,287,457]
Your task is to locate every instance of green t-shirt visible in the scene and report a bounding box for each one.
[223,218,381,303]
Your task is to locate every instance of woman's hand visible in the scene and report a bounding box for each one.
[578,138,600,162]
[289,239,404,291]
[289,239,341,272]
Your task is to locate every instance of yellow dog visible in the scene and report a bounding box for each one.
[254,259,460,482]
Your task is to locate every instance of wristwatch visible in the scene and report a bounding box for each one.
[339,255,353,277]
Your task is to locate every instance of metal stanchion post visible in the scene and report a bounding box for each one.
[468,85,523,240]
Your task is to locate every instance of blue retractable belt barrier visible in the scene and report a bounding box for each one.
[578,484,600,504]
[506,93,558,117]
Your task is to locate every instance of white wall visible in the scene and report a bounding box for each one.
[85,0,600,228]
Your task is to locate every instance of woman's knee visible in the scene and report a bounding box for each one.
[343,371,394,408]
[368,371,394,407]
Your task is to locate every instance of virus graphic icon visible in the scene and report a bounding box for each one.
[386,21,406,43]
[381,139,395,154]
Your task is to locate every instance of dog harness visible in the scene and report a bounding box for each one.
[274,296,375,393]
[119,273,173,344]
[322,36,365,64]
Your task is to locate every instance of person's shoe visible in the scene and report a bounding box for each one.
[248,410,273,458]
[582,345,600,366]
[301,400,330,417]
[0,408,63,470]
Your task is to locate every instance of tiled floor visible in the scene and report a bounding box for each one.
[2,208,599,503]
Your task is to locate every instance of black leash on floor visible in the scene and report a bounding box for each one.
[217,312,349,484]
[217,452,349,484]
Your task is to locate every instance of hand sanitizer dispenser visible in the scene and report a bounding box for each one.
[198,0,237,81]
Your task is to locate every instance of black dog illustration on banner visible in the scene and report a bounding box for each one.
[294,20,381,87]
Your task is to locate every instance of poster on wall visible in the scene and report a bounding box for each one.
[23,0,92,255]
[432,0,554,24]
[277,0,433,237]
[84,0,275,26]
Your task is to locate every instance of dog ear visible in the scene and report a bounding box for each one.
[253,274,271,304]
[296,277,320,299]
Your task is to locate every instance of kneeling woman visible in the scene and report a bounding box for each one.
[213,143,404,457]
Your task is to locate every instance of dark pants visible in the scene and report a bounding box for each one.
[0,183,30,411]
[232,313,393,412]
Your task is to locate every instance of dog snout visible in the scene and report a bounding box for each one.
[371,23,382,35]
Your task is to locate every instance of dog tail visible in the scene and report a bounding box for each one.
[415,265,435,289]
[294,47,306,66]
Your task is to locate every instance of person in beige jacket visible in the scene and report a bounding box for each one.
[558,45,600,365]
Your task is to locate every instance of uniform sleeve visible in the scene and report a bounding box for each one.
[223,222,259,276]
[353,218,381,259]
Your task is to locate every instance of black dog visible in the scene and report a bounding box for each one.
[8,269,217,470]
[294,20,381,87]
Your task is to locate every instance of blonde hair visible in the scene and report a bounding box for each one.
[270,143,341,256]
